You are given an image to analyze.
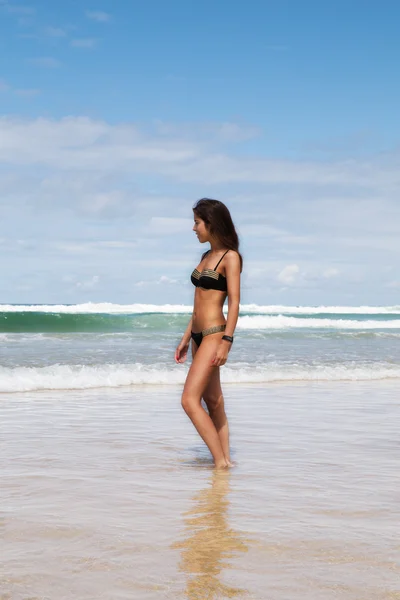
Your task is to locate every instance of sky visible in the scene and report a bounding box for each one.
[1,0,399,306]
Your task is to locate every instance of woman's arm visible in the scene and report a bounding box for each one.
[224,252,241,337]
[212,252,241,366]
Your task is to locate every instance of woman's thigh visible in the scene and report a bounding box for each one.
[183,335,222,400]
[191,339,198,360]
[190,340,222,410]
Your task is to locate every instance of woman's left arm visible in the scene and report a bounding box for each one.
[211,251,241,367]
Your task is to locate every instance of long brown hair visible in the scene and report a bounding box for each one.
[193,198,243,271]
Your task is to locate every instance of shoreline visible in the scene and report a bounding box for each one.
[2,377,400,396]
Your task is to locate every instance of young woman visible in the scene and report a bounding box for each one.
[175,198,242,468]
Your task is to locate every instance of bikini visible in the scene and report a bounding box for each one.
[190,250,229,347]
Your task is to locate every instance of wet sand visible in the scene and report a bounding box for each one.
[1,382,399,599]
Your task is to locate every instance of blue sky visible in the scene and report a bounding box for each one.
[1,0,399,306]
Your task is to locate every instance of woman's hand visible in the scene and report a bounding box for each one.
[175,340,189,364]
[211,341,231,367]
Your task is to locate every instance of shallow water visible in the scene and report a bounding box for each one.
[1,382,399,599]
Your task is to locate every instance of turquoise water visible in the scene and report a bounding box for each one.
[1,303,400,392]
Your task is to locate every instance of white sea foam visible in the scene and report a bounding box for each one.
[1,302,400,315]
[236,315,400,329]
[238,304,400,315]
[1,362,400,393]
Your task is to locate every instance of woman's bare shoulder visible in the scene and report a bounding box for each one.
[225,250,241,264]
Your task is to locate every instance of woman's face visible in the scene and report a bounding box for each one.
[193,214,209,243]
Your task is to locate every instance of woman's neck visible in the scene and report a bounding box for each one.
[209,240,225,253]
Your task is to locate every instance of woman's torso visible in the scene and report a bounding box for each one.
[191,250,229,331]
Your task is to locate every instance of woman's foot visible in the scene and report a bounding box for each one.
[214,458,235,469]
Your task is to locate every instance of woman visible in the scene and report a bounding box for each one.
[175,198,242,468]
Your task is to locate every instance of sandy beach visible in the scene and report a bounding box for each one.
[1,381,399,599]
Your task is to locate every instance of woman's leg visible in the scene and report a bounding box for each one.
[203,368,231,463]
[182,334,228,468]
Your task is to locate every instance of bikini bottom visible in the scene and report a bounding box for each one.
[191,324,226,347]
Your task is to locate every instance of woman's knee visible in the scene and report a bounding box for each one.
[181,391,199,416]
[204,392,224,415]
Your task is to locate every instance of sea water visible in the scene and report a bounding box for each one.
[1,303,400,392]
[1,304,399,599]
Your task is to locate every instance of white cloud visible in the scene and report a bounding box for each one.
[386,280,400,289]
[85,10,111,22]
[154,120,260,143]
[135,275,179,287]
[1,114,399,305]
[323,268,340,278]
[37,177,136,216]
[55,240,137,254]
[0,116,199,169]
[60,273,101,291]
[278,264,300,284]
[159,275,178,284]
[238,224,288,237]
[76,275,99,289]
[0,116,399,192]
[149,217,193,235]
[169,154,400,187]
[278,234,315,246]
[0,118,399,261]
[71,38,97,49]
[95,241,137,249]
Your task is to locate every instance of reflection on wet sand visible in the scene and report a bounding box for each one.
[173,470,250,599]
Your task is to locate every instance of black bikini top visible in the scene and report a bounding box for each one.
[191,250,229,292]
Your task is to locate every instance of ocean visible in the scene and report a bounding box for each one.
[1,303,399,599]
[1,303,400,393]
